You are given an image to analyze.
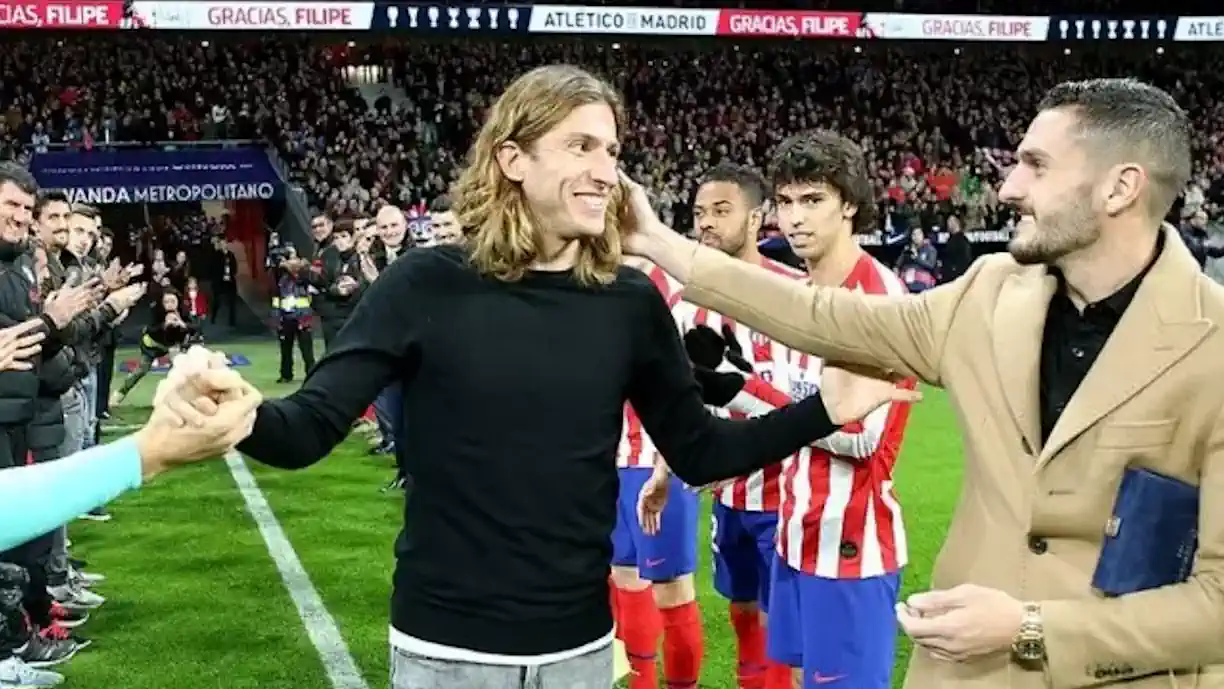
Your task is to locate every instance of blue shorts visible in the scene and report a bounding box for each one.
[711,502,777,610]
[767,556,901,689]
[610,468,698,581]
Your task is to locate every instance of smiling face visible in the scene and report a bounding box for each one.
[775,181,857,263]
[503,102,621,240]
[998,108,1102,265]
[0,181,35,244]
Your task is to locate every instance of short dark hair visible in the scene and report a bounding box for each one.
[700,163,768,208]
[332,218,355,236]
[429,195,452,214]
[1037,78,1191,218]
[0,163,37,196]
[100,227,113,239]
[769,130,876,235]
[70,203,100,221]
[34,190,69,219]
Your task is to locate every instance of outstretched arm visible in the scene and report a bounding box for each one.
[634,225,978,386]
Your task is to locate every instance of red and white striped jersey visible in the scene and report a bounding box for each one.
[727,253,916,579]
[617,263,684,469]
[695,258,809,512]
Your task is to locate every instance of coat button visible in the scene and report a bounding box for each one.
[839,541,859,559]
[1028,535,1049,555]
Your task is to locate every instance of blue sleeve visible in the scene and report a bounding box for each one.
[0,436,144,552]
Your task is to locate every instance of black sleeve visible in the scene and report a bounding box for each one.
[237,254,421,469]
[626,282,841,487]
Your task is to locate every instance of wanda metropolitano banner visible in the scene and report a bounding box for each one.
[28,148,283,205]
[2,1,1222,42]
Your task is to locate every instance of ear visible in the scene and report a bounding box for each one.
[496,141,526,183]
[842,202,859,221]
[747,205,764,233]
[1102,163,1145,216]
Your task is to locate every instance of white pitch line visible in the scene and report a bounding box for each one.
[225,451,371,689]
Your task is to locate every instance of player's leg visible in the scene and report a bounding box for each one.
[610,468,660,689]
[641,476,702,689]
[794,570,902,689]
[764,554,804,689]
[711,502,767,689]
[743,510,791,689]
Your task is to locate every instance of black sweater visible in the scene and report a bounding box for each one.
[237,245,840,656]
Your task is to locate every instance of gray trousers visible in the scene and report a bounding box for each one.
[390,643,614,689]
[46,385,89,585]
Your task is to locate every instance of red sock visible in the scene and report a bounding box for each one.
[609,577,623,641]
[618,587,661,689]
[730,605,766,689]
[660,601,703,689]
[763,661,794,689]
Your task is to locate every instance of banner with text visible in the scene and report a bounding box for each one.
[527,6,717,35]
[130,0,375,29]
[0,1,133,29]
[1175,16,1224,41]
[30,148,282,205]
[862,13,1048,41]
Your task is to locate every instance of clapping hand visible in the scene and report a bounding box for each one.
[0,319,45,372]
[44,279,101,328]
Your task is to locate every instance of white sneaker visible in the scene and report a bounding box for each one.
[68,568,105,588]
[47,584,105,609]
[0,656,64,686]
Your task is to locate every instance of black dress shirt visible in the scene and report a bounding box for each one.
[1039,232,1165,442]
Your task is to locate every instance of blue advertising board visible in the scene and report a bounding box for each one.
[29,147,282,205]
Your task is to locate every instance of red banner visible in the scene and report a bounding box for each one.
[716,10,866,38]
[0,1,129,28]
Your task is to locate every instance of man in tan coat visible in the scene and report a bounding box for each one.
[625,78,1224,688]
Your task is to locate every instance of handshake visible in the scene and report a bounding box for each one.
[133,346,264,480]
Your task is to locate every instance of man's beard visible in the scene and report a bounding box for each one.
[1008,196,1099,266]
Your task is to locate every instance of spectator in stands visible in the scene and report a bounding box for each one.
[429,195,462,246]
[894,228,939,292]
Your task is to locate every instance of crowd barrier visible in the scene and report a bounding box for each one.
[4,1,1223,41]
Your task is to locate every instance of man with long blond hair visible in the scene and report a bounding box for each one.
[151,65,919,689]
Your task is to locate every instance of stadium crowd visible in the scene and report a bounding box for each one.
[2,25,1224,687]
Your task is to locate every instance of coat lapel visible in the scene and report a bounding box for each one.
[992,270,1057,455]
[1038,228,1215,466]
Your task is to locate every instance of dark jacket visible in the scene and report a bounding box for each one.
[28,350,76,451]
[0,243,60,424]
[48,248,119,373]
[310,246,366,323]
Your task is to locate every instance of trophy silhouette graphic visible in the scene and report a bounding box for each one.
[386,6,398,27]
[447,7,459,28]
[407,6,418,28]
[427,6,439,28]
[507,7,519,29]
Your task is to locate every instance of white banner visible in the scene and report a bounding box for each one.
[528,6,718,35]
[130,1,375,29]
[863,13,1049,41]
[1174,17,1224,41]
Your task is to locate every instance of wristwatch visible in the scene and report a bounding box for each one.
[1012,602,1046,662]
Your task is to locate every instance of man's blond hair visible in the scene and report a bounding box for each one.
[455,65,629,286]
